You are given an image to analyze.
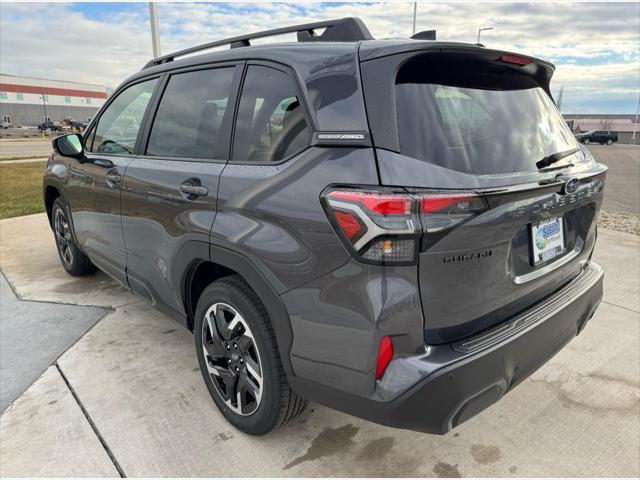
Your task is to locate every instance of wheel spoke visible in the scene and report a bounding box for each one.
[237,335,253,355]
[210,365,237,399]
[214,308,231,340]
[204,337,225,360]
[238,371,260,399]
[245,356,263,388]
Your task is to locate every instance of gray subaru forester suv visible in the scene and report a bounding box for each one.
[44,18,606,435]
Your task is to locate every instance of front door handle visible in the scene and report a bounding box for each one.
[180,181,209,198]
[105,168,121,187]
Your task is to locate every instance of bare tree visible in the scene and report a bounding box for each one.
[599,118,615,131]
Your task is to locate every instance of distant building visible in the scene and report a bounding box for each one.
[0,73,110,126]
[563,113,640,145]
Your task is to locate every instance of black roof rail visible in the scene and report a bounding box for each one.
[143,17,373,69]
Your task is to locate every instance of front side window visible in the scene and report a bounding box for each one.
[232,65,310,163]
[395,55,581,175]
[146,68,234,159]
[89,79,157,155]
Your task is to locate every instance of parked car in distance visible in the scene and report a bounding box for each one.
[43,17,607,436]
[0,120,10,129]
[576,130,618,145]
[38,121,65,132]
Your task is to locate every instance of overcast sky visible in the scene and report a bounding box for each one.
[1,2,638,113]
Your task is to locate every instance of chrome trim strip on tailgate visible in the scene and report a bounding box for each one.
[454,261,602,354]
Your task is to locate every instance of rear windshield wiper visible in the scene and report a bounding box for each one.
[536,147,580,170]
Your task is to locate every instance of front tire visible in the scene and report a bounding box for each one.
[51,197,95,276]
[584,138,590,144]
[194,275,307,435]
[606,139,613,145]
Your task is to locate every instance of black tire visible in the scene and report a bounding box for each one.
[51,197,95,276]
[194,275,308,435]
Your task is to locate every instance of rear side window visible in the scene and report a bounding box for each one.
[232,65,310,163]
[146,68,234,159]
[89,79,157,155]
[395,55,580,175]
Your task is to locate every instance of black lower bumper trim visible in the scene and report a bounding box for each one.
[289,261,604,434]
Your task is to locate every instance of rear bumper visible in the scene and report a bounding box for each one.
[289,260,603,434]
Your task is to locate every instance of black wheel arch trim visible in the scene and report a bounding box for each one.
[178,243,295,376]
[209,244,295,376]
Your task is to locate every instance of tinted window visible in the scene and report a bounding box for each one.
[147,68,234,159]
[233,65,310,163]
[395,55,581,175]
[89,79,157,155]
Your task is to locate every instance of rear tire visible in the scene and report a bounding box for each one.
[584,139,590,144]
[194,275,308,435]
[51,197,95,276]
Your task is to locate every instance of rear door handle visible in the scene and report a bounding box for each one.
[180,182,209,197]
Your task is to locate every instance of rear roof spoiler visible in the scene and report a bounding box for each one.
[143,17,373,69]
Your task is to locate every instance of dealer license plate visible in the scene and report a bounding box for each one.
[531,217,565,265]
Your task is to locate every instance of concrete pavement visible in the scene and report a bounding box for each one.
[0,214,638,477]
[0,272,107,411]
[588,144,640,215]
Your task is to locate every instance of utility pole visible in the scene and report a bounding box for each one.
[477,26,493,44]
[149,2,161,58]
[557,85,565,112]
[412,2,417,36]
[41,92,48,121]
[633,92,639,141]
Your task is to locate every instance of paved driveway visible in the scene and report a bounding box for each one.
[587,144,640,215]
[1,214,638,477]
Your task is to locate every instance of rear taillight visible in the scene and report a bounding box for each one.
[418,192,486,233]
[323,187,487,265]
[323,188,419,265]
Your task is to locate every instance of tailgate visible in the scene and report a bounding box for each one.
[360,44,608,344]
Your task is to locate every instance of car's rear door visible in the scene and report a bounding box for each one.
[64,78,159,285]
[120,63,242,318]
[361,47,607,344]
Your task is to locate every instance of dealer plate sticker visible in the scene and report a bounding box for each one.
[531,217,565,265]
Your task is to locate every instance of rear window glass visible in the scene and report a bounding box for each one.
[146,68,234,159]
[395,56,581,175]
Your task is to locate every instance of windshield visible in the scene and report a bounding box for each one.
[395,59,581,175]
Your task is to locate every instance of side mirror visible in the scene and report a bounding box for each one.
[53,133,84,159]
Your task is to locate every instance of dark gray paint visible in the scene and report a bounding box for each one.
[42,32,608,433]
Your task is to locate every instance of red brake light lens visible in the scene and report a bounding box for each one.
[327,191,411,215]
[420,193,479,213]
[333,210,364,241]
[498,54,532,66]
[375,335,393,381]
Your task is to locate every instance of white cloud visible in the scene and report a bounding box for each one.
[1,2,638,112]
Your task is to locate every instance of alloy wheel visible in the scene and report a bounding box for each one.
[202,302,263,416]
[54,207,74,267]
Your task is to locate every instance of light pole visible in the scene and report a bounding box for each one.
[41,92,48,121]
[633,92,639,141]
[149,2,161,58]
[477,26,494,44]
[412,2,417,36]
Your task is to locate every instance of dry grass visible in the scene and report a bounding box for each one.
[0,161,46,219]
